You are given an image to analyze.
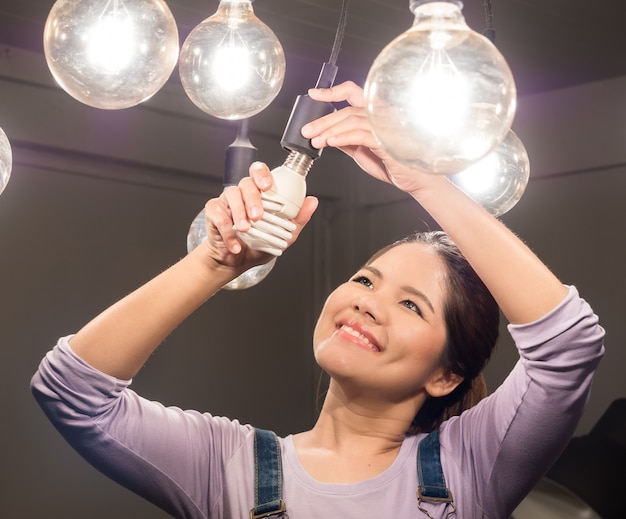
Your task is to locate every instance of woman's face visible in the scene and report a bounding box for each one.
[313,243,454,403]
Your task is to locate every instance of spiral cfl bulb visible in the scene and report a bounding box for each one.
[236,151,312,255]
[179,0,285,120]
[364,0,516,175]
[43,0,179,109]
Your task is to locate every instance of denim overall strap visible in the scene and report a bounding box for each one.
[250,428,288,519]
[416,428,455,508]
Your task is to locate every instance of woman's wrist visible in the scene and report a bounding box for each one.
[406,174,459,208]
[185,244,248,291]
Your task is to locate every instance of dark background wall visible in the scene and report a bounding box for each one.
[0,45,624,517]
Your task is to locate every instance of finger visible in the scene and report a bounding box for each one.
[237,176,265,224]
[301,105,363,140]
[249,161,273,191]
[325,127,381,151]
[307,81,365,107]
[281,196,318,246]
[223,185,252,232]
[293,196,319,228]
[206,197,242,254]
[311,124,379,154]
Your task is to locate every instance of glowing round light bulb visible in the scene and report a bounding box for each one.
[187,208,276,290]
[364,0,516,175]
[0,127,12,196]
[43,0,179,109]
[449,130,529,216]
[179,0,285,120]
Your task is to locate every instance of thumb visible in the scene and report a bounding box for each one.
[295,196,319,226]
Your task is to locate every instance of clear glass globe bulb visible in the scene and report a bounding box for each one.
[43,0,179,109]
[0,127,12,196]
[187,208,276,290]
[179,0,285,120]
[364,0,517,175]
[449,129,529,216]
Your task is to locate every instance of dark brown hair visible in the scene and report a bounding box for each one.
[365,231,500,433]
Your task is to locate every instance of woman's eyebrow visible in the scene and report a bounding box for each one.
[363,266,435,314]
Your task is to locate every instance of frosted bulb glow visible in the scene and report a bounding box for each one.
[213,44,251,90]
[0,127,12,196]
[409,50,469,136]
[364,1,516,175]
[187,208,276,290]
[86,11,135,74]
[43,0,179,109]
[179,0,285,119]
[449,130,529,216]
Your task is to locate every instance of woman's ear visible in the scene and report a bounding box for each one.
[424,369,464,398]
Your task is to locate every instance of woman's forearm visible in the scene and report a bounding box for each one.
[412,176,568,325]
[66,165,318,381]
[69,246,238,380]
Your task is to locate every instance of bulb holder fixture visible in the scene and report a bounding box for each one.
[224,125,258,186]
[280,62,338,159]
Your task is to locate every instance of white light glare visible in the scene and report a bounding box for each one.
[86,10,135,74]
[409,50,470,137]
[43,0,179,109]
[364,1,516,174]
[449,129,530,217]
[212,32,252,90]
[179,0,285,119]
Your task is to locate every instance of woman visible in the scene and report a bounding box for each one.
[31,82,604,518]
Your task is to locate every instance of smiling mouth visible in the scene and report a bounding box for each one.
[338,324,381,352]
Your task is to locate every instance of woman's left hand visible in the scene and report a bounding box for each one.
[203,162,318,273]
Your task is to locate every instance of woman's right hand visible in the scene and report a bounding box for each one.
[201,161,319,276]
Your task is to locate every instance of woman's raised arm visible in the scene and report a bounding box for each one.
[303,81,567,325]
[69,163,318,379]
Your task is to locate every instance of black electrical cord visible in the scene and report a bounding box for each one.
[329,0,350,66]
[281,0,351,156]
[226,0,353,182]
[313,0,350,89]
[482,0,496,43]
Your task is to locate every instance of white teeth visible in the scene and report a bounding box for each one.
[341,325,379,352]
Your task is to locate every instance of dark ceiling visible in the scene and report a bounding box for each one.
[1,0,625,114]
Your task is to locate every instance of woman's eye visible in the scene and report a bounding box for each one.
[402,299,423,317]
[352,275,373,288]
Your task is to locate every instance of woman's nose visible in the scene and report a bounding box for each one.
[353,295,384,322]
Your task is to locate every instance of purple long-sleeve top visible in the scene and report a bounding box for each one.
[31,286,604,518]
